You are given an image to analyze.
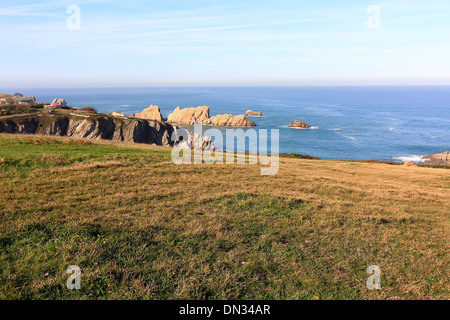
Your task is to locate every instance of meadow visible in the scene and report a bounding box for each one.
[0,134,448,299]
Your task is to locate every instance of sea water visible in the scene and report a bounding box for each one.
[16,86,450,161]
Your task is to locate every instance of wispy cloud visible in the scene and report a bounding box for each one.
[1,0,450,86]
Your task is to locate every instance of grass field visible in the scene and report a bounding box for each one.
[0,134,449,300]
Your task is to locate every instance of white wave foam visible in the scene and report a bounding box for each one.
[330,130,356,140]
[342,135,357,141]
[392,155,426,163]
[281,125,319,130]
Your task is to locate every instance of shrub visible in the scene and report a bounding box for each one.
[279,153,320,159]
[79,106,98,113]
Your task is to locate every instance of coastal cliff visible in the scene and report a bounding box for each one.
[0,113,214,150]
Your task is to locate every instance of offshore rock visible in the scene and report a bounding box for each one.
[167,106,210,124]
[204,114,255,127]
[132,105,163,122]
[288,120,311,128]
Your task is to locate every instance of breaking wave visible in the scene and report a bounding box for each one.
[392,155,426,163]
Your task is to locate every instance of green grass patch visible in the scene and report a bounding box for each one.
[0,134,448,300]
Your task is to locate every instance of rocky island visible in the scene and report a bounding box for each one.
[204,114,255,127]
[288,120,311,128]
[167,105,255,127]
[167,106,210,124]
[245,110,263,117]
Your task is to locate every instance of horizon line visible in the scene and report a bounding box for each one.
[3,84,450,90]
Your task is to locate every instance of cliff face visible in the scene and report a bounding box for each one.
[0,114,182,147]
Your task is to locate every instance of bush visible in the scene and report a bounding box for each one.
[279,153,320,160]
[79,106,98,113]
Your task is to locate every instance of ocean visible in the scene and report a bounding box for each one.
[15,86,450,161]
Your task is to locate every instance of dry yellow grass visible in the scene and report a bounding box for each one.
[0,134,449,299]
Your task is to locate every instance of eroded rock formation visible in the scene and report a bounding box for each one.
[132,105,163,122]
[422,151,450,166]
[245,110,263,117]
[166,106,255,127]
[288,120,311,128]
[108,112,127,118]
[174,129,215,152]
[204,114,255,127]
[0,114,214,150]
[167,106,210,124]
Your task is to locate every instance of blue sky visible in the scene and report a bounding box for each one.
[1,0,450,87]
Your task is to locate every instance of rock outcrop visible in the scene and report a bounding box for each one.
[288,120,311,128]
[108,112,127,118]
[422,151,450,166]
[245,110,263,117]
[403,161,418,167]
[190,132,215,151]
[0,114,214,151]
[166,106,255,127]
[132,105,163,122]
[173,128,215,152]
[204,114,255,127]
[167,106,210,124]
